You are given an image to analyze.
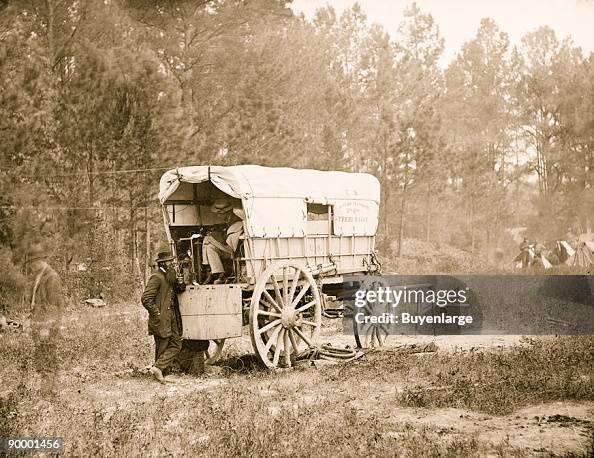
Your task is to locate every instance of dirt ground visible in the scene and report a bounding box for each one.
[217,329,594,456]
[2,305,593,457]
[62,368,593,457]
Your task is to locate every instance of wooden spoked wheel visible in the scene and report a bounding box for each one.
[205,339,225,365]
[354,318,389,349]
[249,261,321,369]
[353,278,390,349]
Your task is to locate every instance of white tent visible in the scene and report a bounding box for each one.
[568,241,594,267]
[159,165,381,238]
[558,241,576,259]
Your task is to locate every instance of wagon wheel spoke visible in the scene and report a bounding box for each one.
[292,326,313,347]
[272,329,284,367]
[264,325,283,354]
[257,310,281,318]
[367,323,388,347]
[258,319,281,335]
[376,325,389,345]
[288,329,299,354]
[374,328,386,347]
[272,275,283,306]
[283,328,291,367]
[262,290,282,313]
[272,275,284,307]
[259,297,280,313]
[362,324,389,348]
[287,268,301,305]
[372,327,380,347]
[301,320,318,328]
[364,326,373,348]
[295,300,316,314]
[291,282,311,307]
[283,266,289,306]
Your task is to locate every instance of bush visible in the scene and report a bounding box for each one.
[0,247,25,316]
[383,238,492,274]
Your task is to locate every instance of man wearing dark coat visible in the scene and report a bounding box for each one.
[141,247,185,383]
[25,244,65,398]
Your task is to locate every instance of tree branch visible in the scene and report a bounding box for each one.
[52,0,88,71]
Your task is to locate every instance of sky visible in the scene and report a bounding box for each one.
[290,0,594,65]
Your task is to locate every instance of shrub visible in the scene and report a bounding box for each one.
[0,247,25,316]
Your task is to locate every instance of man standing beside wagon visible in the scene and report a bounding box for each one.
[141,247,186,383]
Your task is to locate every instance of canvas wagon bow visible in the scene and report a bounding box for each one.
[159,165,382,368]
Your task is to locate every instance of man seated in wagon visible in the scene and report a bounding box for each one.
[202,198,245,284]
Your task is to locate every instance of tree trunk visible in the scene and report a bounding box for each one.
[396,191,406,257]
[515,146,520,226]
[145,208,151,282]
[380,141,391,244]
[87,146,94,207]
[86,145,95,288]
[382,183,390,240]
[46,0,55,62]
[130,201,136,278]
[469,203,475,253]
[397,152,410,257]
[485,226,491,262]
[425,182,431,242]
[397,186,407,257]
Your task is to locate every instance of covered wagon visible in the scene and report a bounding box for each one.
[159,165,381,367]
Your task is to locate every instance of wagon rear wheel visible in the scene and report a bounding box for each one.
[249,261,321,369]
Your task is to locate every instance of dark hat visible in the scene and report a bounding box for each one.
[211,199,233,214]
[154,248,175,263]
[25,244,48,264]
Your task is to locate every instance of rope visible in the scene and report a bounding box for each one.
[297,344,363,363]
[5,166,176,179]
[322,308,343,319]
[0,205,157,210]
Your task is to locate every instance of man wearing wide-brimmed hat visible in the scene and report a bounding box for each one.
[201,198,245,284]
[25,243,65,398]
[141,247,185,383]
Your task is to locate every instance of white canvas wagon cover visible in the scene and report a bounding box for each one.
[159,165,380,237]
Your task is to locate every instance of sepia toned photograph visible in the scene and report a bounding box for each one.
[0,0,593,456]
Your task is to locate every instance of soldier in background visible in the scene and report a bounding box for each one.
[531,240,547,268]
[533,240,547,257]
[518,237,531,268]
[25,243,65,398]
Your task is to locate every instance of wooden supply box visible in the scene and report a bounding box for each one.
[178,284,242,340]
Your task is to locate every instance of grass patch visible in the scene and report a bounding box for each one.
[1,303,593,456]
[7,384,489,457]
[319,336,594,415]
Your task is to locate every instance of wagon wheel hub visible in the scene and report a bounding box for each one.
[280,306,298,328]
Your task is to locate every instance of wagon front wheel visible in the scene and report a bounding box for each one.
[353,277,390,349]
[249,261,322,369]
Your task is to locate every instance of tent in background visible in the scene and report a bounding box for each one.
[556,241,576,264]
[568,241,594,267]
